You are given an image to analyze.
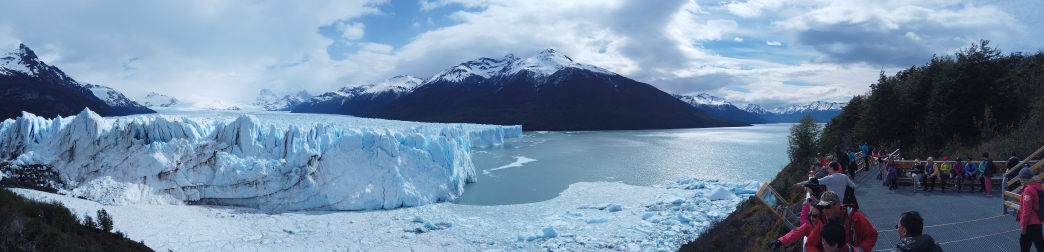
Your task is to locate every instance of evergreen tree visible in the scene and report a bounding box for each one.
[788,115,821,168]
[97,209,113,232]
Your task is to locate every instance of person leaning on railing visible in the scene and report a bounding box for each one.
[768,197,825,249]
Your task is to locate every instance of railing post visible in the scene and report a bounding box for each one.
[1003,176,1009,215]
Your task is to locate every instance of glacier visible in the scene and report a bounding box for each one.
[0,108,521,211]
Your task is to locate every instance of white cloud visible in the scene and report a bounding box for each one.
[338,22,366,41]
[725,0,786,18]
[905,31,921,40]
[0,0,1038,108]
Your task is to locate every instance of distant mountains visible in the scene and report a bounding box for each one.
[674,93,845,123]
[254,89,312,111]
[0,44,153,120]
[293,49,746,131]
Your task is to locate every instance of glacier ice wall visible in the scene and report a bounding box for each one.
[0,109,519,211]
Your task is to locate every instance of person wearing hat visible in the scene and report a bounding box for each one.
[1018,167,1044,251]
[804,191,878,252]
[798,178,826,227]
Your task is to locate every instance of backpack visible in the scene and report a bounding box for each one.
[1036,189,1044,219]
[985,158,997,175]
[843,185,859,209]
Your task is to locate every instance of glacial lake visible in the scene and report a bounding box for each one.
[453,123,793,205]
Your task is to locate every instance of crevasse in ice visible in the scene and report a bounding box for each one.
[0,108,521,211]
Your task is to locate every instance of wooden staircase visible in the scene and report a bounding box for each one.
[1002,145,1044,214]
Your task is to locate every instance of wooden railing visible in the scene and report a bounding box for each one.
[755,183,800,230]
[1003,145,1044,214]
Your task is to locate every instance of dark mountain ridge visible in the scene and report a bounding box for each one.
[0,44,154,120]
[293,49,746,131]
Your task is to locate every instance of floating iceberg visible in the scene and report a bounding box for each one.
[0,109,520,211]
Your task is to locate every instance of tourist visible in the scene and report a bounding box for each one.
[769,200,825,249]
[859,142,870,172]
[938,157,952,193]
[910,159,924,193]
[1009,153,1023,191]
[1018,167,1044,252]
[821,219,854,252]
[965,157,978,193]
[805,191,877,252]
[798,178,826,227]
[925,157,938,193]
[819,153,829,169]
[1006,151,1023,191]
[847,148,858,178]
[887,158,899,191]
[835,146,850,177]
[952,158,964,193]
[814,162,857,201]
[894,211,942,252]
[983,152,996,196]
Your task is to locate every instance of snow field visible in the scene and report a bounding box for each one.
[0,109,519,211]
[11,177,759,252]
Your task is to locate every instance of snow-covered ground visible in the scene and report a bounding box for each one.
[11,177,757,252]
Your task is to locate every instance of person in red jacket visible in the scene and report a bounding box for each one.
[769,202,825,249]
[1018,167,1044,251]
[805,191,878,252]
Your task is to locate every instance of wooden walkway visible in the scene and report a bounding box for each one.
[856,163,1024,251]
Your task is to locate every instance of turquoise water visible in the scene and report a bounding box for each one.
[453,124,793,205]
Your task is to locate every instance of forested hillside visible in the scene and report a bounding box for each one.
[822,40,1044,157]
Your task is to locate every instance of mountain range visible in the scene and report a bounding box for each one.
[254,89,313,111]
[674,93,846,123]
[293,49,746,131]
[0,44,153,120]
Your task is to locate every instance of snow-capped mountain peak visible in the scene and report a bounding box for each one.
[253,89,314,111]
[0,45,35,76]
[425,49,614,84]
[142,92,180,107]
[1,44,79,87]
[674,93,733,107]
[366,75,424,94]
[503,48,613,77]
[742,104,769,115]
[769,101,847,114]
[83,83,147,109]
[426,55,516,83]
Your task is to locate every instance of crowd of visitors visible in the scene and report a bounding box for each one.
[769,145,1039,251]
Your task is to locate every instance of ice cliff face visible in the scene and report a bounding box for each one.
[0,109,521,211]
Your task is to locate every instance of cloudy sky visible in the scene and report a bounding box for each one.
[1,0,1041,108]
